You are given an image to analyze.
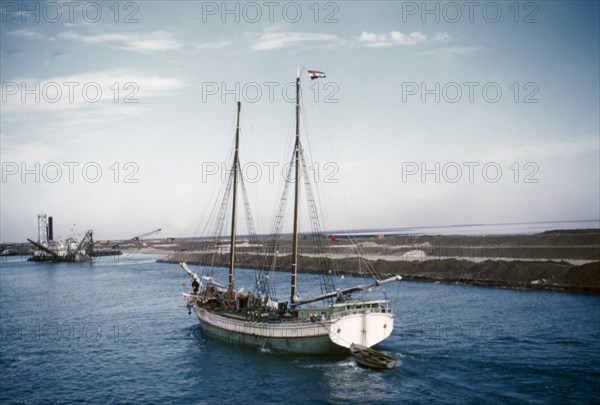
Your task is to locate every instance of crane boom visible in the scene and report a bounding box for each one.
[27,239,60,258]
[115,228,162,246]
[74,230,93,255]
[133,228,162,241]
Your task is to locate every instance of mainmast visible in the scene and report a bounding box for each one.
[229,101,241,292]
[291,70,301,303]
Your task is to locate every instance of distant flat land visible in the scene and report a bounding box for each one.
[154,229,600,295]
[10,230,595,294]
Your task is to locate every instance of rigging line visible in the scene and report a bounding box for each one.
[392,283,401,307]
[271,110,296,220]
[299,95,339,295]
[316,165,383,281]
[299,146,337,297]
[248,145,293,300]
[199,145,236,267]
[206,163,234,272]
[189,135,236,261]
[244,124,267,237]
[310,98,361,262]
[300,93,318,174]
[266,149,295,257]
[315,91,338,170]
[349,236,380,281]
[197,172,224,239]
[236,138,275,300]
[300,96,335,249]
[263,111,294,241]
[346,237,376,279]
[239,165,275,299]
[195,127,236,233]
[302,137,336,243]
[299,150,323,243]
[265,150,295,300]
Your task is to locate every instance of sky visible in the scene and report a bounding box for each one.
[1,0,599,242]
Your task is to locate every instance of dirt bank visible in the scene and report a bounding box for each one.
[158,250,600,295]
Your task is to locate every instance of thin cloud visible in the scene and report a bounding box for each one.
[194,40,232,50]
[251,30,342,51]
[2,69,183,114]
[1,141,62,162]
[420,46,484,56]
[8,29,46,40]
[9,27,184,54]
[56,30,183,53]
[433,32,452,43]
[250,29,434,51]
[356,31,427,47]
[11,25,456,55]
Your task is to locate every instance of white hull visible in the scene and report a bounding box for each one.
[329,311,395,349]
[190,301,394,354]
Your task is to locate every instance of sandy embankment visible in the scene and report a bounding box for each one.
[156,231,600,294]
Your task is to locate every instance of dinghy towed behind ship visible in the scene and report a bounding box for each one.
[180,69,401,354]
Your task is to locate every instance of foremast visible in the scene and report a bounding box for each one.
[290,69,301,303]
[228,101,241,293]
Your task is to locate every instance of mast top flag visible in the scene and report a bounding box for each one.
[307,70,326,80]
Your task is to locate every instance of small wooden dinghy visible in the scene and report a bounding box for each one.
[350,343,402,370]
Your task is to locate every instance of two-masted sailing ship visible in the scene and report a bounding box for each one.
[180,70,400,354]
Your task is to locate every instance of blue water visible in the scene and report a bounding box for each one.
[1,255,599,404]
